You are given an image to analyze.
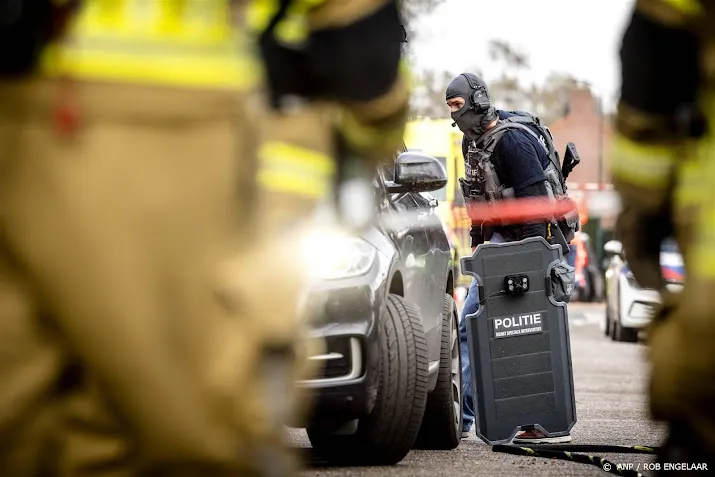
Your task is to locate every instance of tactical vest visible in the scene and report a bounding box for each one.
[463,113,580,242]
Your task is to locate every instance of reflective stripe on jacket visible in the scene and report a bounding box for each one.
[41,0,259,89]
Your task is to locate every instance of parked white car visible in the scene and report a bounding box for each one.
[602,239,684,342]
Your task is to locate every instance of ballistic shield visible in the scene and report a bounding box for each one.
[460,237,577,445]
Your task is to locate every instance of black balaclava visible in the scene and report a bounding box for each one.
[446,73,498,140]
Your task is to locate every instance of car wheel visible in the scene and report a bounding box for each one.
[307,294,429,465]
[414,293,462,450]
[613,318,639,343]
[611,285,638,343]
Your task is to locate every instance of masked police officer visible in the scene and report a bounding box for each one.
[0,1,408,476]
[612,0,715,472]
[446,72,573,444]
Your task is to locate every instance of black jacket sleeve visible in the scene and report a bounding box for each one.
[492,132,549,239]
[515,181,549,239]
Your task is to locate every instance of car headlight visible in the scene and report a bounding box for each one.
[301,228,377,280]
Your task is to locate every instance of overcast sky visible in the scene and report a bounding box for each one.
[409,0,636,111]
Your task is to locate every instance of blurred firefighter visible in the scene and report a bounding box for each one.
[612,0,715,471]
[0,1,408,476]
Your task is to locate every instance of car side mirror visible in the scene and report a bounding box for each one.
[604,240,623,257]
[386,152,447,194]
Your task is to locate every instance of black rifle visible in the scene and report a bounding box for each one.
[549,220,570,255]
[561,142,581,181]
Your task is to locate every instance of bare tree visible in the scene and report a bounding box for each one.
[399,0,446,23]
[408,38,586,123]
[486,40,531,109]
[393,0,450,118]
[484,40,584,124]
[409,69,456,118]
[409,66,485,119]
[528,73,583,123]
[399,0,446,41]
[488,40,529,76]
[489,72,582,125]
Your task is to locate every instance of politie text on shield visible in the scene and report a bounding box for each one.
[492,312,544,339]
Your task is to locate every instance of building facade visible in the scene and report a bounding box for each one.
[548,88,618,229]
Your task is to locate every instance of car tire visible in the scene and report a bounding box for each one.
[414,293,462,450]
[613,318,639,343]
[307,294,429,466]
[609,281,639,343]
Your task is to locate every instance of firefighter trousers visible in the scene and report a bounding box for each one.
[0,78,318,476]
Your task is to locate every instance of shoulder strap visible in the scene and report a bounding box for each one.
[475,122,516,150]
[505,116,560,158]
[507,115,559,155]
[491,121,566,185]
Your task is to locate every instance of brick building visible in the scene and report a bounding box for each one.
[547,88,612,189]
[547,88,618,228]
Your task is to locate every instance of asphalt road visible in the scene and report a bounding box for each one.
[289,302,666,477]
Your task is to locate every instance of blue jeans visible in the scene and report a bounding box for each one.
[460,233,505,432]
[566,245,576,268]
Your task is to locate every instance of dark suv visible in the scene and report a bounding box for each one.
[295,150,462,465]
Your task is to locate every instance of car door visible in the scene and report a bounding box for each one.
[412,190,452,359]
[378,163,439,361]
